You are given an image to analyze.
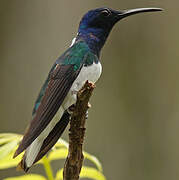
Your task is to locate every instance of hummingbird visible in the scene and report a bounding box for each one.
[13,7,162,172]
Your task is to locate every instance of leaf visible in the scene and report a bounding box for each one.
[0,148,23,169]
[0,133,105,180]
[3,174,46,180]
[0,133,21,145]
[0,134,23,169]
[56,139,69,148]
[55,166,106,180]
[0,133,21,138]
[55,169,63,180]
[84,152,103,172]
[80,166,106,180]
[0,137,17,145]
[0,141,18,160]
[48,148,68,161]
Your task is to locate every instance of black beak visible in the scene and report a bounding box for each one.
[118,7,163,20]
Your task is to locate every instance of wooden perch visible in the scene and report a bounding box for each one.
[63,80,95,180]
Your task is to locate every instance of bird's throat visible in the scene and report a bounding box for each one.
[76,31,108,58]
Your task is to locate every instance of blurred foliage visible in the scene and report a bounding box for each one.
[0,133,106,180]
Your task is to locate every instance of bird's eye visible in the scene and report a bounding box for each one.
[101,10,110,17]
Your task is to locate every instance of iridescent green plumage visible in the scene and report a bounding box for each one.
[57,41,98,70]
[32,41,98,116]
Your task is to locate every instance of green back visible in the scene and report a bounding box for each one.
[57,41,98,70]
[32,41,98,115]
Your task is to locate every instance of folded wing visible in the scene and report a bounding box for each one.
[14,64,81,158]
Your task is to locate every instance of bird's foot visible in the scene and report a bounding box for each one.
[67,104,88,119]
[67,104,76,115]
[88,102,91,108]
[71,90,78,95]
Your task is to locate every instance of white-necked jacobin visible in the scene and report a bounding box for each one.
[13,7,162,171]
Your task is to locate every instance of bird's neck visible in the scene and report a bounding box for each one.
[76,28,109,57]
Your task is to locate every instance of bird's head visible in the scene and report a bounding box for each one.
[79,7,162,35]
[77,7,163,56]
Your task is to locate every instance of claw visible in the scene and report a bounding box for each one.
[87,103,91,108]
[67,104,76,114]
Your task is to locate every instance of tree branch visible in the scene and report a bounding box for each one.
[63,80,95,180]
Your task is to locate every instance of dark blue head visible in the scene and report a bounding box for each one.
[77,7,162,57]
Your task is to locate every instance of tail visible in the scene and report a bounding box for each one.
[17,110,70,172]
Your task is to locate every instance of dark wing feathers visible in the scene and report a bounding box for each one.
[32,63,57,116]
[19,110,70,172]
[34,110,70,164]
[14,64,80,157]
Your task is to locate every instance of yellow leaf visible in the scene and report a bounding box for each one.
[55,139,68,148]
[3,174,46,180]
[55,168,63,180]
[0,137,17,145]
[84,152,103,172]
[0,148,23,169]
[0,133,21,145]
[0,133,21,138]
[0,141,18,160]
[80,166,106,180]
[48,148,68,161]
[0,134,23,169]
[56,166,106,180]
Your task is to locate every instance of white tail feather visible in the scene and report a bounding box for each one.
[25,107,64,168]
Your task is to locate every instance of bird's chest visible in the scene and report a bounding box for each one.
[73,62,102,90]
[62,62,102,109]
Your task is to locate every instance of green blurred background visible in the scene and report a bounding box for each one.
[0,0,178,179]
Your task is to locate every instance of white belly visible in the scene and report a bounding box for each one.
[62,62,102,109]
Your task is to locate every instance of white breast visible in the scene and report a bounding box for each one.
[62,62,102,109]
[73,62,102,90]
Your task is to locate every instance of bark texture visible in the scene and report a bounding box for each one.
[63,80,95,180]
